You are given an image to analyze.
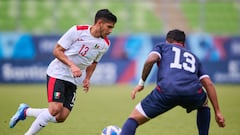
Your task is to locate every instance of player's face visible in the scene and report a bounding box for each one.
[99,21,115,38]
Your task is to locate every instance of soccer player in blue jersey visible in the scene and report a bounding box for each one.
[120,29,225,135]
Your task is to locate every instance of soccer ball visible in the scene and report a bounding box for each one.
[101,125,122,135]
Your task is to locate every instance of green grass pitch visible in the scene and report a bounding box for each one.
[0,84,239,135]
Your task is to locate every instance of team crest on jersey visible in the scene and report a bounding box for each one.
[54,92,61,99]
[94,44,100,49]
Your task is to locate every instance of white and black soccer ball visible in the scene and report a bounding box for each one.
[101,125,122,135]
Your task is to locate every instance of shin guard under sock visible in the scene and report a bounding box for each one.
[120,118,139,135]
[197,106,210,135]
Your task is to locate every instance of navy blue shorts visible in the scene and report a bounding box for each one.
[47,75,77,111]
[139,87,207,118]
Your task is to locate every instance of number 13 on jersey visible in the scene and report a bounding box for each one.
[78,44,89,56]
[170,47,196,73]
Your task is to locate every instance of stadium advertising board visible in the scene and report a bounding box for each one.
[0,33,239,84]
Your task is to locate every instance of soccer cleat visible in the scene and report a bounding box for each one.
[9,103,29,128]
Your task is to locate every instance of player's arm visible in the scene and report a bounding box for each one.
[82,61,98,92]
[53,44,82,77]
[200,77,225,127]
[131,52,160,99]
[141,53,159,82]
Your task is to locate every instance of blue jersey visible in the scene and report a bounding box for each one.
[151,43,209,95]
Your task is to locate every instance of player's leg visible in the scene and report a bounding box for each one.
[24,106,58,135]
[45,75,76,122]
[48,101,71,122]
[120,103,150,135]
[182,90,210,135]
[9,104,49,128]
[9,104,60,129]
[24,95,63,134]
[197,99,210,135]
[121,88,173,135]
[24,76,76,135]
[26,108,48,117]
[25,102,67,135]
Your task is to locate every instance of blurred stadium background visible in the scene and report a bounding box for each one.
[1,1,240,135]
[0,0,240,84]
[0,0,240,35]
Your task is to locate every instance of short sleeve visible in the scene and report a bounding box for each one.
[149,43,163,59]
[197,59,210,80]
[57,25,78,49]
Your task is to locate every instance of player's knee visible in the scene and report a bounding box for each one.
[55,115,67,123]
[48,102,64,115]
[56,118,66,123]
[129,109,149,125]
[199,105,210,111]
[202,98,209,107]
[49,108,61,116]
[55,110,70,123]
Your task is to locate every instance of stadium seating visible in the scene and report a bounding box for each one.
[0,0,238,35]
[181,1,239,35]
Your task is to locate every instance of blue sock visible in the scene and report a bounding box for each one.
[120,118,139,135]
[197,106,210,135]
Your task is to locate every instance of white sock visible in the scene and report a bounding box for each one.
[24,109,57,135]
[26,108,48,117]
[26,108,57,123]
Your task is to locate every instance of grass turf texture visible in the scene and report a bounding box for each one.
[0,84,239,135]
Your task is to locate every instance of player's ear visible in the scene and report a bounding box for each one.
[94,19,101,25]
[97,19,104,25]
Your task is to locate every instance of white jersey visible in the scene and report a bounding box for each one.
[46,25,110,85]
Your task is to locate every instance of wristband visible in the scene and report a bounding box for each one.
[138,78,145,86]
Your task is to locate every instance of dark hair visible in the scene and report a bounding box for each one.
[95,9,117,24]
[166,29,185,44]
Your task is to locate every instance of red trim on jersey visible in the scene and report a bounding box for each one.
[76,25,89,30]
[156,85,162,92]
[198,88,203,94]
[173,43,184,47]
[47,77,56,102]
[104,37,110,46]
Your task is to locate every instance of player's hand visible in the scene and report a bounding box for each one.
[215,113,225,127]
[82,79,90,93]
[131,85,144,100]
[70,64,82,78]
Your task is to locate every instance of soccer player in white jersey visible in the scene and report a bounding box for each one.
[9,9,117,135]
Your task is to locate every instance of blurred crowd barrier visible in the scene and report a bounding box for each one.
[0,32,239,84]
